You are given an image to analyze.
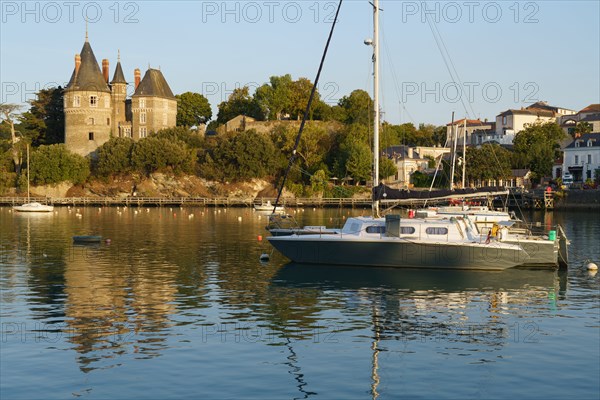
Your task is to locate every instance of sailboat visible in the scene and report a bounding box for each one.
[267,0,529,271]
[13,144,54,213]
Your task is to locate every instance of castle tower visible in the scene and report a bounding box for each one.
[110,52,129,138]
[131,68,177,140]
[64,37,112,157]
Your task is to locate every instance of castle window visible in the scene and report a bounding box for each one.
[73,95,81,107]
[163,113,167,125]
[140,127,147,138]
[140,112,146,124]
[89,132,94,140]
[139,99,146,108]
[88,117,95,125]
[104,97,110,108]
[164,99,168,109]
[107,118,110,126]
[90,95,98,107]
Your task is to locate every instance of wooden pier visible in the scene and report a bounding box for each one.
[0,196,374,208]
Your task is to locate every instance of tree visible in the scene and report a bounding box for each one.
[176,92,212,127]
[344,141,371,184]
[0,103,23,174]
[216,87,263,124]
[29,144,90,185]
[94,137,135,177]
[513,122,565,182]
[254,74,293,120]
[380,157,397,181]
[131,137,195,175]
[338,90,373,126]
[18,87,64,145]
[574,121,593,137]
[466,144,511,185]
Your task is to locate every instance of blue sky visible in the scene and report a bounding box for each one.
[1,0,599,126]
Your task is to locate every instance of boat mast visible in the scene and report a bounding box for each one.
[26,143,30,203]
[372,0,380,217]
[462,117,466,189]
[449,112,456,191]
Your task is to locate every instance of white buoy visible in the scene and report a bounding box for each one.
[238,216,242,221]
[259,253,270,262]
[586,261,598,271]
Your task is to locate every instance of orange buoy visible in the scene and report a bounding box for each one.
[257,235,263,241]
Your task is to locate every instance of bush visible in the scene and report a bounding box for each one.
[29,144,90,185]
[94,137,134,177]
[131,137,195,175]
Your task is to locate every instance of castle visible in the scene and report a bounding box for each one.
[64,35,177,156]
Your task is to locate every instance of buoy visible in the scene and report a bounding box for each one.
[259,253,270,262]
[257,235,263,241]
[586,261,598,271]
[105,239,111,244]
[238,216,242,221]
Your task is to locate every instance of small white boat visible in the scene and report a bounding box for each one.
[254,201,285,213]
[13,202,54,213]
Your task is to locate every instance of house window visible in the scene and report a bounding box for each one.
[88,117,95,125]
[140,112,146,124]
[73,95,81,107]
[575,141,580,148]
[587,170,592,179]
[426,227,448,235]
[575,155,579,164]
[588,154,592,164]
[502,116,507,124]
[139,99,146,108]
[140,127,147,138]
[588,140,594,147]
[90,95,97,107]
[89,132,94,140]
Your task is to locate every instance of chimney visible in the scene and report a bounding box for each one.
[134,68,141,90]
[407,147,414,159]
[75,54,81,75]
[102,59,109,83]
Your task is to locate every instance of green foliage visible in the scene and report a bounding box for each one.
[94,137,135,177]
[199,130,281,181]
[18,87,64,145]
[344,141,371,183]
[131,137,195,175]
[466,144,512,184]
[380,157,397,180]
[254,74,324,121]
[29,144,90,185]
[176,92,212,127]
[152,126,205,149]
[411,171,433,188]
[216,87,263,124]
[337,90,373,126]
[513,122,565,182]
[310,169,329,194]
[575,121,593,136]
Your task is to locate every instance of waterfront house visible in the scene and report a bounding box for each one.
[562,133,600,183]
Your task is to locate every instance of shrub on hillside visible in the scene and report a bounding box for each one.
[29,144,90,185]
[131,137,195,175]
[94,137,134,177]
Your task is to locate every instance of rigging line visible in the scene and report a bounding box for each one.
[424,15,473,119]
[380,17,417,126]
[430,20,477,119]
[273,0,343,211]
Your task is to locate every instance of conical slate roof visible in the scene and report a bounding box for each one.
[66,41,110,92]
[110,61,127,84]
[133,68,175,99]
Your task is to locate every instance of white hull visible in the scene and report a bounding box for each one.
[13,202,54,213]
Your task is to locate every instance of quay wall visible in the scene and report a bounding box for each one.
[554,190,600,210]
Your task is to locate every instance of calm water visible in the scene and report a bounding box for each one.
[0,206,598,400]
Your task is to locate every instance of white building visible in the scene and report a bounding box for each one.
[382,145,450,188]
[562,134,600,183]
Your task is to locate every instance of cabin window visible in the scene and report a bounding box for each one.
[88,132,94,140]
[426,227,448,235]
[140,112,146,124]
[400,227,416,234]
[366,226,385,234]
[90,95,97,107]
